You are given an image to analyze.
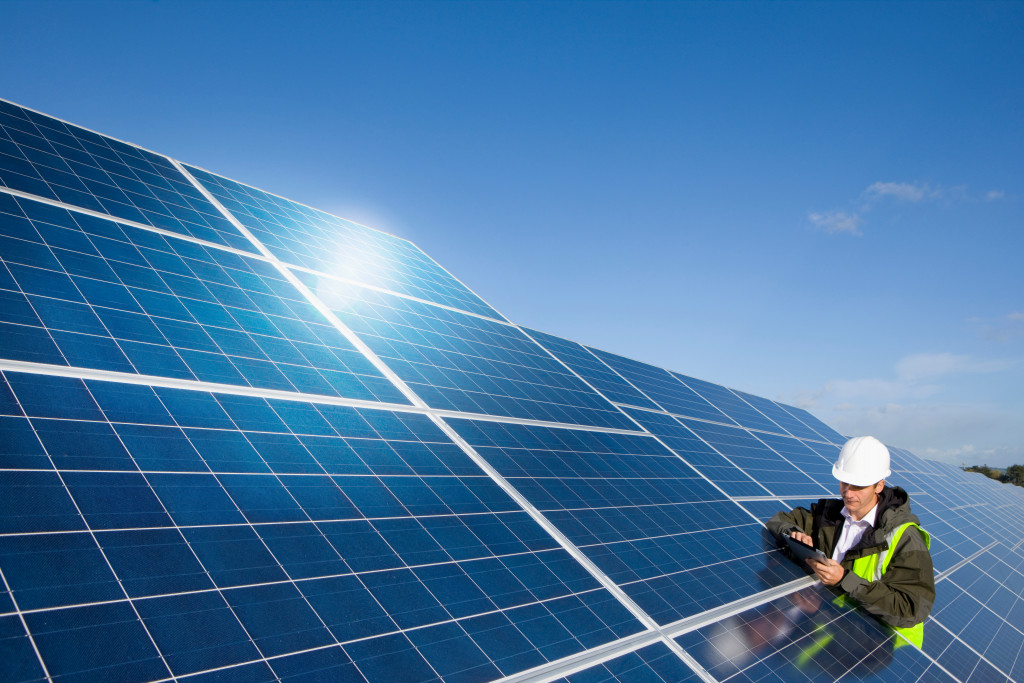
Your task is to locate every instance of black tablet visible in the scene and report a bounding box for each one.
[784,534,828,563]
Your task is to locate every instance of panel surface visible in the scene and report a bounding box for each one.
[674,585,955,682]
[448,418,808,625]
[558,641,700,682]
[0,194,407,403]
[0,101,253,252]
[3,101,1023,683]
[526,327,661,410]
[186,165,504,320]
[588,348,734,425]
[0,372,644,681]
[314,281,635,429]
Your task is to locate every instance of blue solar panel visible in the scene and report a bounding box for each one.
[622,407,770,497]
[678,418,832,497]
[0,193,407,403]
[558,641,701,682]
[0,101,253,253]
[0,370,644,681]
[731,389,826,442]
[185,164,504,320]
[525,327,662,410]
[670,372,784,435]
[310,281,635,429]
[775,402,846,444]
[2,100,1022,682]
[586,348,735,425]
[674,585,955,682]
[447,419,807,625]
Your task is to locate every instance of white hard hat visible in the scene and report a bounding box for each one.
[832,436,891,486]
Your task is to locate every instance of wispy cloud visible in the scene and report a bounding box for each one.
[865,181,931,202]
[808,180,996,236]
[784,351,1021,466]
[807,211,862,236]
[794,351,1010,407]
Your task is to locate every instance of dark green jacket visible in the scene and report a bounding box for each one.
[767,486,935,629]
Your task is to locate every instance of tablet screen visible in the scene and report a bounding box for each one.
[785,534,827,563]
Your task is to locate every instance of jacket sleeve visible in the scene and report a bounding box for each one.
[766,506,815,542]
[838,526,936,628]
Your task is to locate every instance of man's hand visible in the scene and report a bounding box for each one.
[808,557,845,586]
[789,531,813,546]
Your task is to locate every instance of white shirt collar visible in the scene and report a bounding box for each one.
[841,502,878,527]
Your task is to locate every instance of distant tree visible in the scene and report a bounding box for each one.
[1002,464,1024,487]
[963,465,1003,481]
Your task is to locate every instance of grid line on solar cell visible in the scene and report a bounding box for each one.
[306,281,635,430]
[182,164,504,321]
[0,194,408,405]
[731,389,827,443]
[775,402,846,444]
[0,101,253,253]
[556,640,703,683]
[0,372,649,681]
[933,553,1024,676]
[670,372,786,436]
[674,583,956,683]
[676,418,832,498]
[621,407,772,498]
[447,418,812,627]
[524,328,662,411]
[587,349,735,427]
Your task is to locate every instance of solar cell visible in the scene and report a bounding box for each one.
[0,194,408,403]
[525,327,662,410]
[670,372,783,436]
[310,281,634,429]
[185,164,504,320]
[0,101,253,253]
[1,100,1022,682]
[587,348,734,425]
[0,371,644,681]
[677,418,831,498]
[673,584,956,682]
[448,419,807,625]
[731,390,825,442]
[621,407,770,497]
[557,641,701,682]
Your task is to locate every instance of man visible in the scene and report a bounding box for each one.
[767,436,935,648]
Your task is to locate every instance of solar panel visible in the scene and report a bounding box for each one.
[2,98,1023,683]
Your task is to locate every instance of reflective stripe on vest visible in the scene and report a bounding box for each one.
[849,522,931,649]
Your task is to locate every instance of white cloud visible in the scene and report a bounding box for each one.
[784,351,1022,466]
[865,181,930,202]
[986,190,1005,201]
[810,179,986,236]
[1008,312,1024,321]
[807,210,862,236]
[822,402,1022,467]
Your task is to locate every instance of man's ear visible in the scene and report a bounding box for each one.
[874,480,885,494]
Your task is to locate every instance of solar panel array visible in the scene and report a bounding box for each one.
[1,99,1022,683]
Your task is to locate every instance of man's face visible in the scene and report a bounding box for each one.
[839,480,884,521]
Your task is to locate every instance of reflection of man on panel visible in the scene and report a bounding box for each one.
[767,436,935,647]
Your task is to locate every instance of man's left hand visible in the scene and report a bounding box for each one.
[807,557,845,586]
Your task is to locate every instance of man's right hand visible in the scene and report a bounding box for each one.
[789,531,814,546]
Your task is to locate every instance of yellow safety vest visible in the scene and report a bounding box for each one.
[847,522,931,649]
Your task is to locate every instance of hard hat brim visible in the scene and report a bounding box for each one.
[832,464,890,487]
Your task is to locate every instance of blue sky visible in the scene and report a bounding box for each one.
[3,1,1021,466]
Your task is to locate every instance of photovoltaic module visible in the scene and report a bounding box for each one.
[1,99,1022,682]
